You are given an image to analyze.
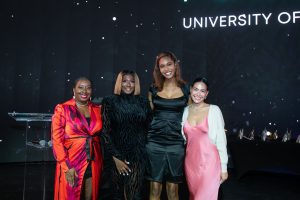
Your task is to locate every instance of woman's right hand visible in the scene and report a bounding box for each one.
[112,156,131,175]
[65,167,78,187]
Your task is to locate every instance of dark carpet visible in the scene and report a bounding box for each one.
[0,162,299,200]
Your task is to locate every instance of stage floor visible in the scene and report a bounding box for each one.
[0,162,299,200]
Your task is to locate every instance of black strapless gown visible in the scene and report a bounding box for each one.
[146,85,189,183]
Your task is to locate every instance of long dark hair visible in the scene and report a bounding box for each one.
[152,51,185,91]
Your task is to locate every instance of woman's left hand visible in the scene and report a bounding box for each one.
[220,172,228,184]
[113,156,131,176]
[65,167,78,187]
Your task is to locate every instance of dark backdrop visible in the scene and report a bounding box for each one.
[1,0,300,162]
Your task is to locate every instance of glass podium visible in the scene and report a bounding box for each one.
[8,112,54,200]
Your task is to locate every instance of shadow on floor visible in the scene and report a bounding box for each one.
[0,162,299,200]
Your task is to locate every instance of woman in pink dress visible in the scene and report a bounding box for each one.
[181,77,228,200]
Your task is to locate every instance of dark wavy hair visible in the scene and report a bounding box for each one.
[191,77,209,90]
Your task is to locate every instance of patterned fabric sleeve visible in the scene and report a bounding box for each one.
[101,96,123,160]
[51,104,73,172]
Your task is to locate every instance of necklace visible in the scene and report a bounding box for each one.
[75,101,88,107]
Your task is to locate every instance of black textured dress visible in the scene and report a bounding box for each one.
[146,85,189,183]
[101,94,152,200]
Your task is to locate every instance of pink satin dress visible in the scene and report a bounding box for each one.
[184,116,221,200]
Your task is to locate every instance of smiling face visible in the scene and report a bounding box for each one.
[158,56,176,80]
[121,74,135,94]
[73,79,92,104]
[190,81,209,104]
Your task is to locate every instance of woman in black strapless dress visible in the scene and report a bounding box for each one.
[146,51,189,200]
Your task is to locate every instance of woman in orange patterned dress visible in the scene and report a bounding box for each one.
[51,77,103,200]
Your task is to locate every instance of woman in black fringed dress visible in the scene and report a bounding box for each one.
[101,70,152,200]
